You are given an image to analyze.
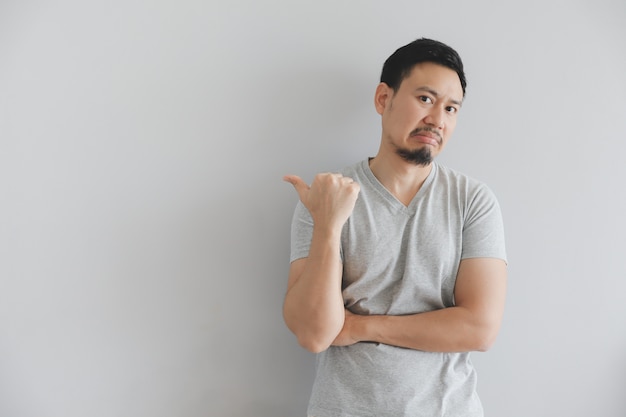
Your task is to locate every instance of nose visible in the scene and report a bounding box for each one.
[424,107,445,130]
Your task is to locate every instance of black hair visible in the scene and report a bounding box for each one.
[380,38,467,96]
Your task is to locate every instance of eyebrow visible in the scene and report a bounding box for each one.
[415,86,463,107]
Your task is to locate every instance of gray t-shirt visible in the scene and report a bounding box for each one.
[290,159,507,417]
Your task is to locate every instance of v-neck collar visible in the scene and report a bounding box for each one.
[360,159,438,214]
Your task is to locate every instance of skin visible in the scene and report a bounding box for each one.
[283,62,507,354]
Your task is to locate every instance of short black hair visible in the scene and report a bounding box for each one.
[380,38,467,96]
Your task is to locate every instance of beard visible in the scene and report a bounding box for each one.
[395,146,433,166]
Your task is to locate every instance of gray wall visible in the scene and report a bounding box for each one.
[1,1,625,416]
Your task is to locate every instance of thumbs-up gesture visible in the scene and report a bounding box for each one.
[284,173,360,231]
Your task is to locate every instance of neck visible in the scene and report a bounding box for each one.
[369,153,433,206]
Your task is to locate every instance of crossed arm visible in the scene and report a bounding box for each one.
[331,257,507,353]
[285,254,507,354]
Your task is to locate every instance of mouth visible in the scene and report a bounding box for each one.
[410,128,442,146]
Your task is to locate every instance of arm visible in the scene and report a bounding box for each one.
[282,173,360,353]
[334,257,507,352]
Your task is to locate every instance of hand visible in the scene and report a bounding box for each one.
[332,309,361,347]
[283,173,360,231]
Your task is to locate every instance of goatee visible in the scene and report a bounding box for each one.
[395,146,433,166]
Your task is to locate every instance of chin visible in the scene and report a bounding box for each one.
[396,147,433,166]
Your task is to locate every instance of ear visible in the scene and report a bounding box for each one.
[374,82,392,115]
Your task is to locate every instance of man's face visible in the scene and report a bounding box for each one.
[375,62,464,165]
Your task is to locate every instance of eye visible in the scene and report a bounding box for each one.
[418,96,433,104]
[445,106,458,114]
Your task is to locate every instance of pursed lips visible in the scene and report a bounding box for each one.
[410,128,442,144]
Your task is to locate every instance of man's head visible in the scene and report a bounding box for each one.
[374,39,466,166]
[380,38,466,97]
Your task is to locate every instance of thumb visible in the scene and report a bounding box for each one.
[283,175,309,202]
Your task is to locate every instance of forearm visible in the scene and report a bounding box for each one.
[350,306,501,353]
[341,258,507,353]
[283,226,345,353]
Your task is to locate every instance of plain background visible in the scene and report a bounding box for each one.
[1,1,625,416]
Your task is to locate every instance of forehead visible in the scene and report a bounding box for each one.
[401,62,464,100]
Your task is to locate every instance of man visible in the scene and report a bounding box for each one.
[283,38,507,417]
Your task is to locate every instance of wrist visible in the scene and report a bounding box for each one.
[351,313,369,343]
[312,223,343,242]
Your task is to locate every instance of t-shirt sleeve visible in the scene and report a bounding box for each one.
[461,184,507,263]
[289,201,314,263]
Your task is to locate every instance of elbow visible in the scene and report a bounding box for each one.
[474,337,495,352]
[283,304,345,353]
[462,309,502,352]
[472,326,500,352]
[298,336,333,354]
[295,322,343,353]
[285,317,343,354]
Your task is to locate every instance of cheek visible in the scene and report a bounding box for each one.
[385,110,411,132]
[445,119,458,135]
[400,107,422,127]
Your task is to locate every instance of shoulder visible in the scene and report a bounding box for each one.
[431,164,502,220]
[434,163,483,187]
[340,159,368,178]
[434,163,497,199]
